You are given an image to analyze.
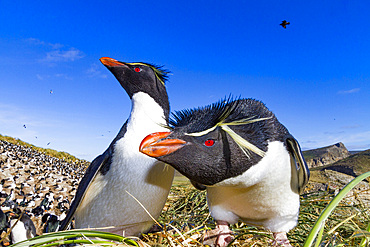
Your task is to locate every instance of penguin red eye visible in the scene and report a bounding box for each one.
[204,139,215,147]
[134,67,142,72]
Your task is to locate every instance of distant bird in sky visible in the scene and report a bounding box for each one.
[280,20,290,29]
[47,142,51,146]
[23,125,26,128]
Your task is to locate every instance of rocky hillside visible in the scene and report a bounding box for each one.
[303,142,351,168]
[306,148,370,206]
[312,149,370,177]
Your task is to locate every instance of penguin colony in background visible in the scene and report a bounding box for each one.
[59,57,175,236]
[140,98,310,247]
[0,139,87,245]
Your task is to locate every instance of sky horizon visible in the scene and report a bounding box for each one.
[1,1,369,161]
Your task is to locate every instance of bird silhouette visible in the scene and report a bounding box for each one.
[280,20,290,29]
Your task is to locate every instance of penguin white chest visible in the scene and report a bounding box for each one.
[207,141,300,232]
[10,220,29,243]
[75,92,174,235]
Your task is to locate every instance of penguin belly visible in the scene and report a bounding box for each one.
[10,220,29,243]
[207,141,300,233]
[74,158,174,236]
[75,92,174,236]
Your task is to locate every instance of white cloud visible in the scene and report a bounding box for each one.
[25,38,46,46]
[0,103,59,133]
[86,63,108,78]
[338,88,360,94]
[25,38,63,50]
[25,38,84,63]
[301,131,370,151]
[55,73,73,80]
[43,48,84,62]
[341,124,362,129]
[347,144,370,150]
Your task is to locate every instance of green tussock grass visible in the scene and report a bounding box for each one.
[4,175,370,246]
[143,175,370,247]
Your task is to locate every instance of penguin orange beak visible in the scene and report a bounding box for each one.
[139,132,187,157]
[100,57,126,67]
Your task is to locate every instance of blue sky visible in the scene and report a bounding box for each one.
[0,1,369,161]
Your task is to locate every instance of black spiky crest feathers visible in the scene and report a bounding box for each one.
[169,97,275,134]
[169,97,240,133]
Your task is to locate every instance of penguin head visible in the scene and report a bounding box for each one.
[100,57,170,114]
[140,98,286,185]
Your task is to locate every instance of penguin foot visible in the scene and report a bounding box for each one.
[203,220,233,247]
[272,232,292,247]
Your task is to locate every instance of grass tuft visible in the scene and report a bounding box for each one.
[3,175,369,246]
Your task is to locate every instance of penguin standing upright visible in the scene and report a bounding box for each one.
[42,213,60,233]
[59,57,174,236]
[0,208,10,235]
[140,98,310,247]
[9,208,37,244]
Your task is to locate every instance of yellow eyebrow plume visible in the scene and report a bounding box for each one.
[186,116,272,158]
[127,62,167,85]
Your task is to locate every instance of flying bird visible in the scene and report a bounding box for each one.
[59,57,174,236]
[23,125,26,128]
[280,20,290,28]
[140,98,310,247]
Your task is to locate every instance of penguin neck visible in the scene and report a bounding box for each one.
[111,91,169,172]
[129,92,168,126]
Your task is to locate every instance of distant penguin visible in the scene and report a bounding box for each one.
[59,57,174,236]
[9,208,37,244]
[140,98,310,247]
[0,208,10,235]
[0,179,5,192]
[42,213,60,233]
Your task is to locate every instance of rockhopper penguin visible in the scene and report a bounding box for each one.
[140,98,310,246]
[9,208,37,244]
[60,57,175,236]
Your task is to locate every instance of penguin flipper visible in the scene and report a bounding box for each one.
[190,180,207,190]
[285,137,310,194]
[59,149,112,231]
